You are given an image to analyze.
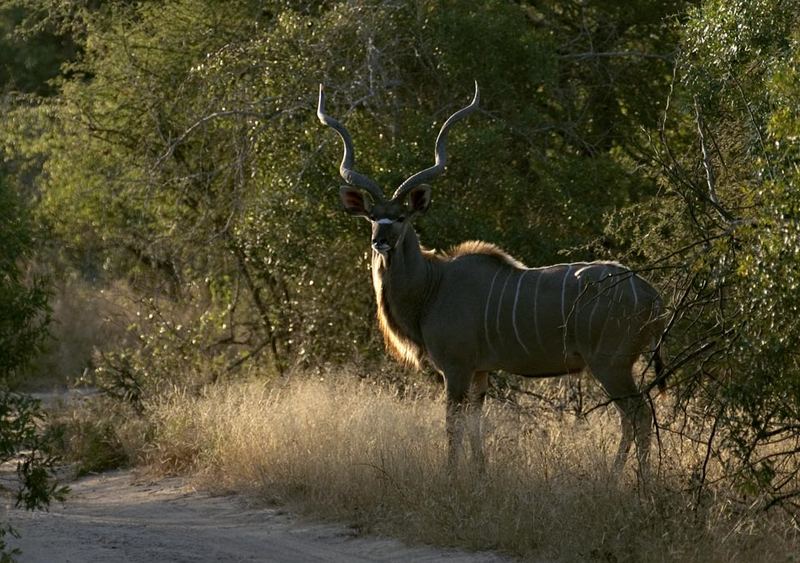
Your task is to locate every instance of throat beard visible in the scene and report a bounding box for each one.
[374,248,392,269]
[370,246,425,370]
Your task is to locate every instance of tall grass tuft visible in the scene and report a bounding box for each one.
[142,373,798,561]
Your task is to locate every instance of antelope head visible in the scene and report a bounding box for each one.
[317,83,479,255]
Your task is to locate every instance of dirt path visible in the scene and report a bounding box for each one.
[4,470,509,562]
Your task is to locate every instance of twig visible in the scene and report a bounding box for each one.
[560,50,674,62]
[693,96,733,222]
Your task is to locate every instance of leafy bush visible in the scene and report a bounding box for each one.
[0,178,64,559]
[611,0,800,507]
[43,395,143,477]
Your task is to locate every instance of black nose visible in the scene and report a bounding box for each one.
[372,238,391,253]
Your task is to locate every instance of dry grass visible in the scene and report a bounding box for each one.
[139,372,798,562]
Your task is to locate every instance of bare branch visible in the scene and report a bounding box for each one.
[560,50,674,62]
[694,96,734,223]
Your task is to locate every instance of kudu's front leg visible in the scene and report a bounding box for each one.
[444,371,471,469]
[467,371,489,469]
[444,369,488,470]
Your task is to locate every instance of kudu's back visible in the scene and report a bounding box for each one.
[422,254,664,379]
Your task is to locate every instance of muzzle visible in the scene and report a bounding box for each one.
[372,238,392,254]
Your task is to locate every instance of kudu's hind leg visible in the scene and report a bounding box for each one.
[615,394,653,482]
[592,362,654,479]
[612,406,635,474]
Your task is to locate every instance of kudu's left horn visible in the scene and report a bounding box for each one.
[392,81,480,200]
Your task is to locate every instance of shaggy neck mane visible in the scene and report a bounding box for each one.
[437,240,526,268]
[373,237,523,369]
[372,247,428,370]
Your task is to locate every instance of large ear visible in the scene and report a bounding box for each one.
[408,184,431,214]
[339,186,371,217]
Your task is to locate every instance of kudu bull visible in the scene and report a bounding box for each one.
[318,83,666,474]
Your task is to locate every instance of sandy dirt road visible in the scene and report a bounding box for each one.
[4,469,509,562]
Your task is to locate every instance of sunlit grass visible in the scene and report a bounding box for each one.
[134,371,799,561]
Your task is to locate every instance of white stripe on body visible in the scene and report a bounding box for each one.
[512,270,531,355]
[566,267,584,357]
[608,270,639,361]
[532,272,544,354]
[574,269,584,340]
[495,271,513,337]
[587,266,608,352]
[594,273,619,356]
[574,264,591,277]
[483,268,502,353]
[628,272,639,309]
[560,265,574,329]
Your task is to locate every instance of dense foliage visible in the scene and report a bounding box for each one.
[1,0,799,512]
[618,0,800,506]
[0,178,65,558]
[0,178,48,378]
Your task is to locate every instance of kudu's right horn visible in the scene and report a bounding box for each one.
[317,85,385,202]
